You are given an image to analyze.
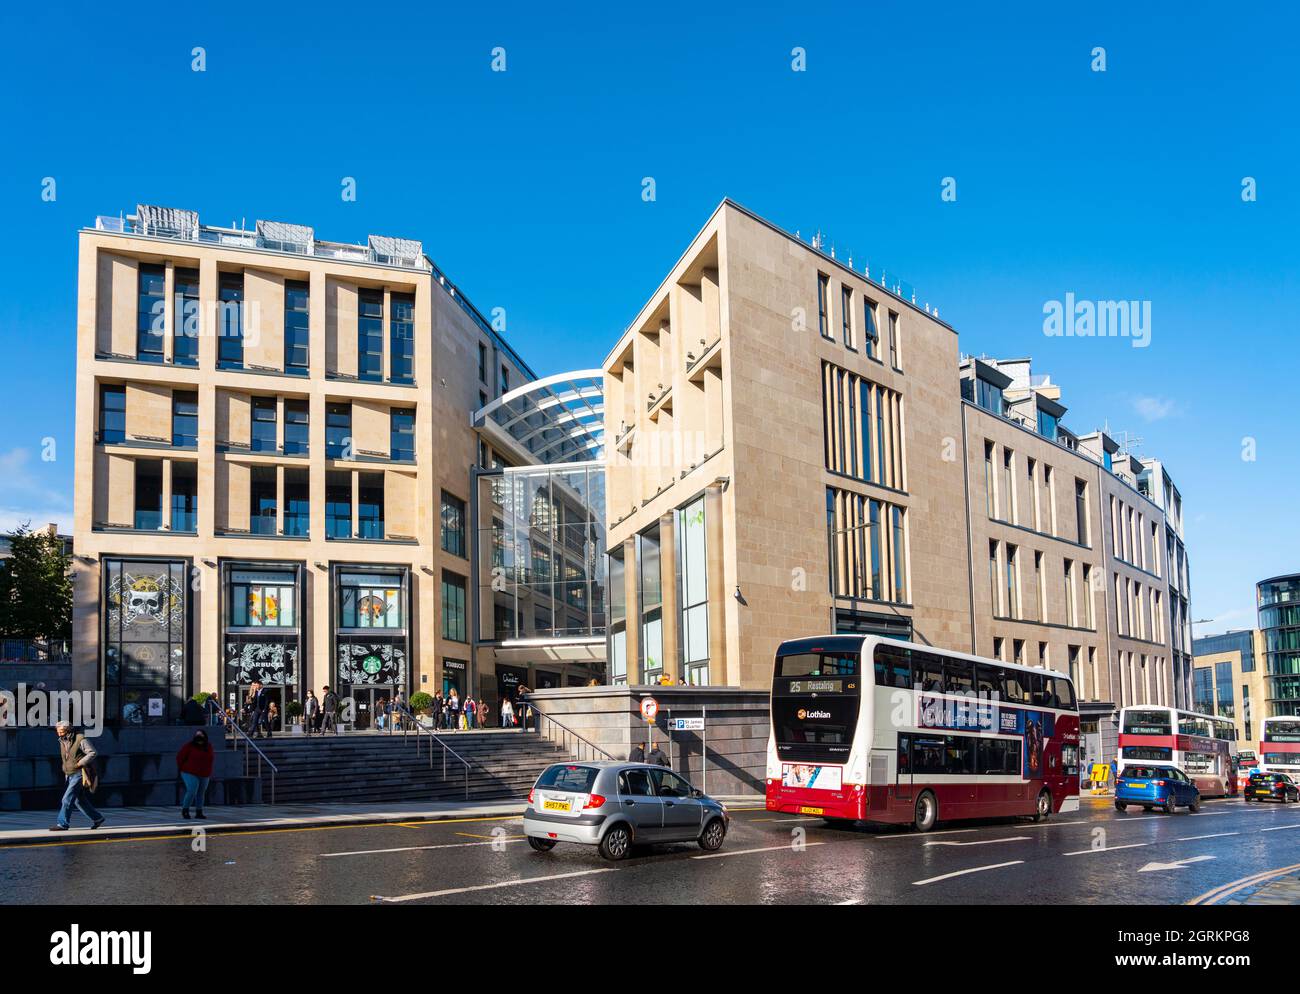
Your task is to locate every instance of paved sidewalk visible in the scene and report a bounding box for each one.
[1238,870,1300,906]
[0,794,763,846]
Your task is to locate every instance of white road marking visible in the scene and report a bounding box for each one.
[1139,855,1215,873]
[1175,832,1239,842]
[924,836,1031,847]
[836,898,863,905]
[752,816,825,823]
[872,828,976,839]
[1260,824,1300,832]
[1020,820,1086,829]
[912,860,1024,886]
[1064,842,1150,856]
[321,839,524,858]
[692,842,826,860]
[372,868,614,902]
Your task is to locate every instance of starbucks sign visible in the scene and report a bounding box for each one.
[361,655,383,675]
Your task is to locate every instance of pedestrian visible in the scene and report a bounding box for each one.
[376,697,388,732]
[647,739,670,767]
[448,689,461,732]
[392,692,407,731]
[477,699,490,729]
[677,677,687,686]
[658,672,672,686]
[177,729,214,820]
[516,686,531,732]
[304,690,319,735]
[50,721,104,832]
[247,681,271,739]
[464,695,477,730]
[321,685,338,734]
[267,700,280,734]
[500,697,514,729]
[630,741,645,763]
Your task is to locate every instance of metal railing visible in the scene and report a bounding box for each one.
[392,703,472,800]
[0,638,71,662]
[204,699,278,804]
[529,704,616,762]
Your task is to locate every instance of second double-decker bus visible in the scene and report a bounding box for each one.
[1117,706,1239,797]
[1258,716,1300,776]
[765,635,1080,832]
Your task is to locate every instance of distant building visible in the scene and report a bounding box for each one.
[1191,629,1267,754]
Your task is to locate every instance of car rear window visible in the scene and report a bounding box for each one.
[1122,766,1167,780]
[536,765,599,793]
[1253,773,1286,783]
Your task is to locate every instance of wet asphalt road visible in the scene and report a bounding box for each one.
[2,796,1298,905]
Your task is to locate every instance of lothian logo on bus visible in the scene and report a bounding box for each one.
[797,708,831,720]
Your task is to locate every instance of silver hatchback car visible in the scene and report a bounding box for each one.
[523,761,729,860]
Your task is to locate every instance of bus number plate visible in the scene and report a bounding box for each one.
[799,806,824,815]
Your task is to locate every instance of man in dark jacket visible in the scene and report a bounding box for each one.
[629,742,646,763]
[647,741,670,767]
[321,686,339,734]
[248,681,271,739]
[51,721,104,831]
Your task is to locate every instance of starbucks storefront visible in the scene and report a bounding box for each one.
[334,566,410,730]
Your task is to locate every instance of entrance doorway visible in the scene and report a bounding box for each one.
[350,686,396,731]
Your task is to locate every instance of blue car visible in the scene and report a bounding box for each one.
[1115,764,1201,814]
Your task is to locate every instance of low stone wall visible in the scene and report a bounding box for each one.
[0,663,72,692]
[526,686,770,797]
[0,726,259,811]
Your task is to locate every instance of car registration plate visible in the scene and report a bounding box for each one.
[543,798,572,812]
[799,806,824,815]
[1254,789,1271,796]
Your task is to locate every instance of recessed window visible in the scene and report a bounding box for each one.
[358,289,384,382]
[357,472,384,540]
[887,311,901,369]
[171,462,197,533]
[284,468,309,537]
[390,293,414,384]
[249,465,277,535]
[442,571,467,642]
[441,491,466,557]
[284,280,310,374]
[863,299,879,359]
[100,385,126,443]
[325,471,351,539]
[817,273,831,338]
[172,391,198,448]
[173,269,200,366]
[325,402,351,459]
[217,273,244,368]
[137,264,166,363]
[283,400,309,455]
[134,459,163,530]
[250,397,277,453]
[390,408,415,461]
[840,285,854,348]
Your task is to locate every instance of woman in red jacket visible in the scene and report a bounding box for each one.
[177,730,215,820]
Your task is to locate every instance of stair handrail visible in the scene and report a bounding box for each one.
[392,702,472,800]
[528,704,616,762]
[203,697,278,804]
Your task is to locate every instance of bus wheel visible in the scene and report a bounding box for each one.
[1033,790,1052,822]
[913,791,938,832]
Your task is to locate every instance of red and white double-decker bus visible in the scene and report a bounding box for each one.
[1258,716,1300,776]
[1117,706,1239,797]
[764,636,1080,832]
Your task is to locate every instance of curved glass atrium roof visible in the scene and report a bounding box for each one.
[472,369,604,465]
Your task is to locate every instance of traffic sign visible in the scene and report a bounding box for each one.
[639,697,658,722]
[671,717,705,731]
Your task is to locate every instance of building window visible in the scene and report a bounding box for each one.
[1082,565,1095,628]
[173,269,200,366]
[993,636,1004,662]
[478,342,487,383]
[390,293,414,384]
[817,273,831,338]
[358,289,384,381]
[841,285,854,348]
[1068,645,1081,695]
[863,298,879,358]
[283,400,309,455]
[230,570,296,627]
[1005,544,1019,618]
[891,506,907,601]
[1088,647,1098,700]
[1013,639,1025,665]
[984,441,995,517]
[820,362,903,488]
[284,468,309,537]
[137,264,166,363]
[1033,551,1044,622]
[250,397,277,453]
[249,465,277,535]
[217,273,244,367]
[1063,559,1076,627]
[1001,448,1015,524]
[1043,466,1055,534]
[390,408,415,461]
[677,496,709,684]
[639,524,663,678]
[99,385,126,443]
[440,491,466,557]
[357,472,384,540]
[442,571,467,642]
[284,280,310,374]
[988,540,1000,615]
[975,377,1005,416]
[1243,684,1252,741]
[134,459,163,530]
[1037,406,1058,441]
[172,391,198,448]
[1026,457,1038,530]
[826,487,904,603]
[500,364,510,396]
[1074,479,1089,545]
[325,402,351,459]
[888,311,901,369]
[340,572,404,629]
[171,461,197,532]
[325,471,351,539]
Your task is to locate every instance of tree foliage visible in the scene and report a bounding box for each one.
[0,523,72,640]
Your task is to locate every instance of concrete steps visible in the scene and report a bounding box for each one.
[242,730,576,804]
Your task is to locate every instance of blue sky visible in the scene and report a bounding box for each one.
[0,1,1295,631]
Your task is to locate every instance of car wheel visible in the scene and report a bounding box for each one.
[599,824,632,861]
[1244,794,1253,802]
[913,791,938,832]
[1115,801,1128,812]
[527,836,556,853]
[1189,796,1201,813]
[1033,789,1052,822]
[698,818,726,852]
[1164,796,1177,814]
